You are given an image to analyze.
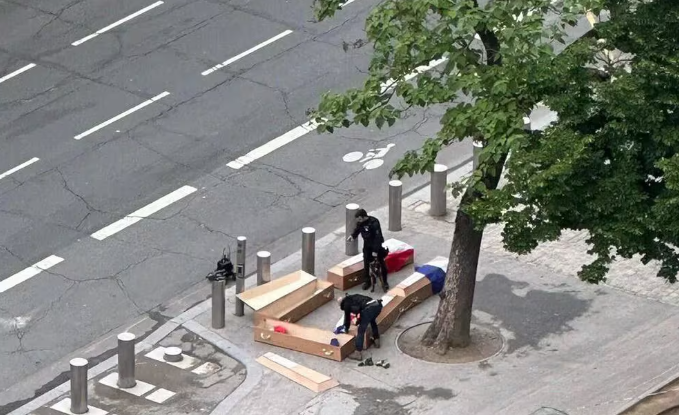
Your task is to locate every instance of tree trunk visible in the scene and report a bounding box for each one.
[421,191,483,352]
[421,154,507,354]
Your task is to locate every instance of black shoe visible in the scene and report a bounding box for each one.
[373,338,381,349]
[362,281,371,290]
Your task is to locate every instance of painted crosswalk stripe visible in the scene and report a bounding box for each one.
[91,185,197,240]
[0,255,64,294]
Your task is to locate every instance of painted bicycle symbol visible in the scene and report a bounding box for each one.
[342,143,395,170]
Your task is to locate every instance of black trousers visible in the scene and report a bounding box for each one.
[362,247,388,285]
[355,302,383,351]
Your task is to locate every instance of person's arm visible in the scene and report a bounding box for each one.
[351,223,361,240]
[343,308,351,331]
[374,218,385,244]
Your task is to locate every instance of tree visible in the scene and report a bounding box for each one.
[310,0,679,354]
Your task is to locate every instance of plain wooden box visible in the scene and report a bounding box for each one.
[254,318,355,362]
[254,279,334,325]
[237,270,316,312]
[348,294,406,349]
[388,271,433,313]
[327,254,364,291]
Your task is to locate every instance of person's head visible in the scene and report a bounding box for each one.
[355,209,368,224]
[336,296,345,310]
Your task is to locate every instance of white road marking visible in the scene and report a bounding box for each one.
[0,255,64,294]
[0,63,36,85]
[227,55,442,170]
[74,91,170,140]
[380,57,448,93]
[340,0,356,6]
[226,121,319,169]
[0,157,39,181]
[72,1,164,46]
[201,30,293,76]
[91,185,197,240]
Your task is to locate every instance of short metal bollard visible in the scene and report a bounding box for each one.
[211,279,225,329]
[70,358,89,414]
[164,347,183,362]
[117,333,136,388]
[235,236,246,317]
[523,116,531,131]
[473,141,483,170]
[301,227,316,275]
[257,251,271,285]
[388,180,402,232]
[430,164,448,216]
[345,203,359,256]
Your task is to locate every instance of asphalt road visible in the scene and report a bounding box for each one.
[0,0,472,410]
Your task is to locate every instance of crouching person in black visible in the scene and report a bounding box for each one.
[337,294,383,361]
[347,209,389,291]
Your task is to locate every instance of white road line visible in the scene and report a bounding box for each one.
[380,57,449,94]
[0,157,40,181]
[225,54,444,170]
[71,1,164,46]
[226,121,318,169]
[74,91,170,140]
[91,185,197,240]
[340,0,356,6]
[0,63,37,85]
[0,255,64,294]
[202,30,293,76]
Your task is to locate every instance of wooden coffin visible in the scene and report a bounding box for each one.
[348,294,406,349]
[254,318,355,362]
[237,270,316,311]
[256,352,339,393]
[327,254,364,291]
[253,279,334,325]
[387,271,433,313]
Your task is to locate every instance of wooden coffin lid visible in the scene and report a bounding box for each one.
[237,270,316,311]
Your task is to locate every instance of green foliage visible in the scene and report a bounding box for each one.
[310,0,679,283]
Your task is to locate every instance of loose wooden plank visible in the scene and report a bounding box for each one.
[257,353,339,393]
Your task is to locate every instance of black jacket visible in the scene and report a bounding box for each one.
[351,216,384,251]
[340,294,377,331]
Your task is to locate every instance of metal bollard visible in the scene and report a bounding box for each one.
[301,227,316,275]
[257,251,271,285]
[117,333,136,388]
[212,279,225,328]
[430,164,448,216]
[523,116,531,131]
[388,180,402,232]
[70,358,88,414]
[235,236,246,317]
[473,141,483,170]
[345,203,359,256]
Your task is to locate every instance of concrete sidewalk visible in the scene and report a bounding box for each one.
[13,163,679,415]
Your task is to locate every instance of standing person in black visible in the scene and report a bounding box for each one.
[347,209,389,291]
[337,294,383,361]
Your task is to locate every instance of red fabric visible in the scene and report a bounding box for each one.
[385,249,414,272]
[273,326,287,334]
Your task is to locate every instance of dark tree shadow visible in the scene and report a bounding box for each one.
[474,274,593,353]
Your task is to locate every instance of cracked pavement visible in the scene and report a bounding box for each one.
[0,0,472,410]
